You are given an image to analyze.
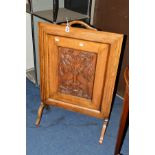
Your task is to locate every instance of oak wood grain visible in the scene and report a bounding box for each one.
[37,21,123,143]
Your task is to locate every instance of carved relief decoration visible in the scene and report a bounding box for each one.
[58,47,97,99]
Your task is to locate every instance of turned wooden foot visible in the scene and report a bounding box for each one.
[99,119,109,144]
[36,102,45,127]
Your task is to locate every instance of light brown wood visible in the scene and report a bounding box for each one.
[92,45,109,110]
[46,98,102,119]
[99,119,109,144]
[69,20,97,31]
[37,21,123,143]
[47,35,109,112]
[101,38,123,118]
[53,35,104,53]
[36,102,45,127]
[39,22,123,44]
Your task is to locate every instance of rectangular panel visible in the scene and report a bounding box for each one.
[48,35,109,111]
[39,22,123,118]
[58,47,97,99]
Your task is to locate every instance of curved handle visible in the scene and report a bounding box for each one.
[69,21,97,31]
[61,20,97,31]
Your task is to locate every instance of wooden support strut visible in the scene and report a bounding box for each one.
[35,102,45,127]
[99,119,109,144]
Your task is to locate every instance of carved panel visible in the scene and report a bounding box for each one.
[58,47,97,99]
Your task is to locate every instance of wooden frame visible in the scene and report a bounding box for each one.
[36,21,123,144]
[114,67,129,155]
[49,36,108,111]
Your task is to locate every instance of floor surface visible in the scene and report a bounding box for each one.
[26,79,129,155]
